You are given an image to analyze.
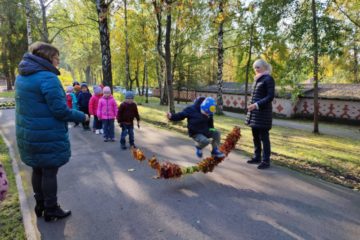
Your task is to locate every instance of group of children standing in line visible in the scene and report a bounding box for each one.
[65,82,140,149]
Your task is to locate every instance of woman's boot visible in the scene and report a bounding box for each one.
[34,200,44,217]
[44,205,71,222]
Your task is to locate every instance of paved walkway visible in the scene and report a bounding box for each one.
[0,109,359,240]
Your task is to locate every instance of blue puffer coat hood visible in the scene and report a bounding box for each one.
[18,53,60,76]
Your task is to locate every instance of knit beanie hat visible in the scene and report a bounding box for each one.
[93,86,102,95]
[81,82,88,88]
[125,91,135,99]
[74,85,81,92]
[73,81,80,87]
[103,86,111,94]
[66,86,73,93]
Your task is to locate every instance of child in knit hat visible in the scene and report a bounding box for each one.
[89,86,103,134]
[66,86,80,127]
[117,91,140,149]
[77,83,92,130]
[97,86,118,142]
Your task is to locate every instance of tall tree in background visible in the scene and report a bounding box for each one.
[25,0,33,45]
[164,0,175,114]
[215,0,225,115]
[311,0,319,133]
[124,0,131,90]
[95,0,114,90]
[153,0,168,105]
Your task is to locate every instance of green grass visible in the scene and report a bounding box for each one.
[0,137,26,240]
[0,91,15,98]
[136,100,360,189]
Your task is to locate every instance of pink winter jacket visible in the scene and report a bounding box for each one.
[0,163,8,201]
[97,95,118,120]
[89,95,102,116]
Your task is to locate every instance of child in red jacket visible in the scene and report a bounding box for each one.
[117,91,140,150]
[89,86,103,134]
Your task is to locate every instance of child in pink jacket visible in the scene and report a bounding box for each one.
[89,86,103,134]
[97,86,118,142]
[0,163,8,201]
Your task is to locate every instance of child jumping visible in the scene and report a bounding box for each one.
[97,86,118,142]
[77,83,92,130]
[89,85,103,134]
[117,91,140,150]
[167,96,225,158]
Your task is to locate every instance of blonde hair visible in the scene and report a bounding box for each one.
[29,41,59,63]
[253,59,272,74]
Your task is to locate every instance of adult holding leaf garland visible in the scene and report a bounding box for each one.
[15,42,88,222]
[246,59,275,169]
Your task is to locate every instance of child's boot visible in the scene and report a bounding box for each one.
[95,129,100,135]
[211,148,225,158]
[195,147,203,158]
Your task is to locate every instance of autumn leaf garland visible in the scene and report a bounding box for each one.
[132,127,241,179]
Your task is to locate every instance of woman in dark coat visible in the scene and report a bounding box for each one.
[246,59,275,169]
[15,42,88,221]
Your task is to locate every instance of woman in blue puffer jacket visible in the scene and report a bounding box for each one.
[15,42,87,222]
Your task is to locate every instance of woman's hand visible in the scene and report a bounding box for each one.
[247,104,257,112]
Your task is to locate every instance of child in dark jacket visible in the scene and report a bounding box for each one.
[167,96,225,158]
[77,83,92,130]
[117,91,140,150]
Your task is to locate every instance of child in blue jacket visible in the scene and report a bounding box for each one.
[167,96,225,158]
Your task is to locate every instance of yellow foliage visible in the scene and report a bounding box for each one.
[58,68,74,88]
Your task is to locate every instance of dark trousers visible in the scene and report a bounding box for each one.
[32,167,58,208]
[252,128,271,163]
[103,119,115,139]
[120,124,135,146]
[80,107,90,129]
[93,115,102,130]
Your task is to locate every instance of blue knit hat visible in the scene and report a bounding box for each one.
[93,86,102,95]
[200,97,216,116]
[125,91,135,99]
[80,82,88,88]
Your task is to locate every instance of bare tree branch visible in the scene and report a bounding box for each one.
[49,23,88,43]
[332,0,360,28]
[45,0,57,9]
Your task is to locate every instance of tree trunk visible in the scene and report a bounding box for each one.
[25,0,32,45]
[244,23,254,112]
[142,53,147,96]
[39,0,49,42]
[354,30,359,83]
[1,47,12,91]
[124,0,130,90]
[311,0,319,134]
[144,55,149,103]
[164,1,175,114]
[135,60,141,95]
[216,1,225,115]
[85,66,91,83]
[96,1,113,91]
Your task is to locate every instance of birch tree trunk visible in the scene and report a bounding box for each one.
[25,0,32,45]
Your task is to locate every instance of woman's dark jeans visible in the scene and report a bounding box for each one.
[251,128,271,163]
[32,167,59,208]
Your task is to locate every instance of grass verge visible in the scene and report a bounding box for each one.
[0,91,15,98]
[135,98,360,190]
[0,136,26,240]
